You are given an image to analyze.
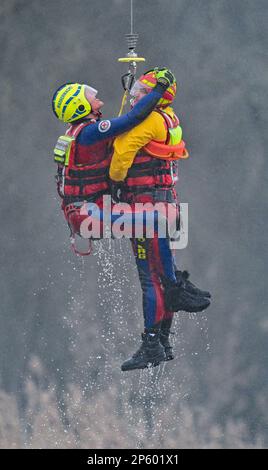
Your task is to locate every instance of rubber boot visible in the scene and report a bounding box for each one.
[176,270,211,298]
[121,330,166,372]
[160,318,175,361]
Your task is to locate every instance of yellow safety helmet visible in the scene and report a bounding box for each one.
[52,83,97,123]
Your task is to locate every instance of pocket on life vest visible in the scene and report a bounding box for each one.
[53,135,75,166]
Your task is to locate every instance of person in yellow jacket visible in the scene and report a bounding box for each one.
[109,68,211,372]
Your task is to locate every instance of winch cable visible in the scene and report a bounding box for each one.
[118,0,145,116]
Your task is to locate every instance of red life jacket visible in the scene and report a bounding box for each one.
[54,121,111,204]
[125,110,187,192]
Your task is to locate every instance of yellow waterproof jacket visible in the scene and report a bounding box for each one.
[109,107,184,182]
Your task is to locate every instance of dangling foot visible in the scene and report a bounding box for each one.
[121,331,166,372]
[161,275,211,313]
[176,270,211,298]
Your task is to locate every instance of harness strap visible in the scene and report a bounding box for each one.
[127,167,172,178]
[66,121,92,138]
[63,190,108,204]
[121,188,176,203]
[154,109,179,145]
[130,159,165,170]
[64,203,93,256]
[64,176,107,186]
[68,167,109,178]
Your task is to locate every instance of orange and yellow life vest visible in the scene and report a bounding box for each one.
[125,110,188,192]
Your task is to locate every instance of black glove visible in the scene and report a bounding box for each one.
[109,179,125,203]
[155,67,176,88]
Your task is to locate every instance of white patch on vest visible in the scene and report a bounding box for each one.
[98,120,111,133]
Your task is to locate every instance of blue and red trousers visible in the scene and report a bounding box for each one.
[131,235,176,330]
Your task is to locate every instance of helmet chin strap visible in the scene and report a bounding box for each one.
[93,110,103,119]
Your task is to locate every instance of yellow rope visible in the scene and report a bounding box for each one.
[118,90,129,116]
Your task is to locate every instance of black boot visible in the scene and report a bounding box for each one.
[160,318,175,361]
[176,270,211,298]
[161,275,211,313]
[160,331,174,361]
[121,330,166,372]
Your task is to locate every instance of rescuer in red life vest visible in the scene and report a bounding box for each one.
[109,69,211,372]
[52,71,176,246]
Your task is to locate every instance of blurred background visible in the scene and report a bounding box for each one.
[0,0,267,448]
